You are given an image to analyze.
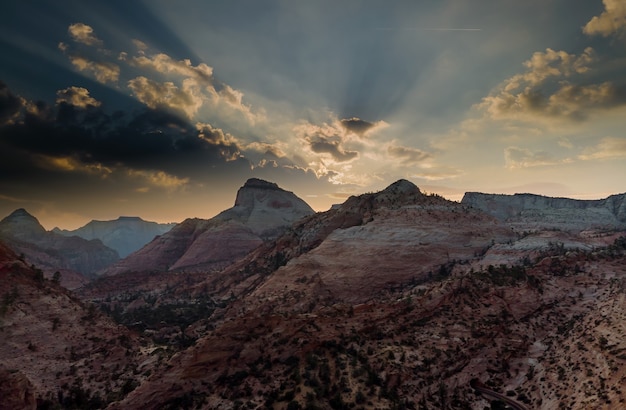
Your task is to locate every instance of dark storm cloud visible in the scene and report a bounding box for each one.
[0,81,23,124]
[0,82,244,179]
[339,117,376,137]
[308,136,358,162]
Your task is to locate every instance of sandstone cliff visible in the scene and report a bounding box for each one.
[191,179,517,308]
[461,192,626,231]
[100,178,314,275]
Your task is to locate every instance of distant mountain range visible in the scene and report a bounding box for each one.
[0,208,119,288]
[53,216,176,258]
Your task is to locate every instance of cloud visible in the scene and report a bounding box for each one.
[386,144,432,165]
[504,48,595,91]
[583,0,626,37]
[130,52,260,122]
[295,120,361,164]
[56,87,102,109]
[195,122,241,161]
[0,81,24,125]
[479,46,626,122]
[339,117,388,138]
[504,146,572,168]
[35,154,113,177]
[126,169,189,190]
[308,135,358,162]
[211,84,260,123]
[557,137,574,149]
[60,25,260,123]
[132,39,148,52]
[410,168,462,181]
[131,53,214,83]
[67,55,120,84]
[68,23,103,47]
[128,76,204,119]
[245,142,287,158]
[0,83,254,183]
[482,81,626,122]
[579,137,626,160]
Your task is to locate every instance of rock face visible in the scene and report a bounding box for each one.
[0,209,119,286]
[100,178,315,275]
[54,216,176,258]
[462,192,626,231]
[0,366,36,410]
[193,179,517,308]
[0,241,152,408]
[213,178,316,238]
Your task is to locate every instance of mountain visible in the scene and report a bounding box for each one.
[0,240,155,409]
[100,178,314,275]
[188,179,518,306]
[13,181,626,409]
[462,191,626,231]
[54,216,176,258]
[0,208,46,242]
[0,209,119,287]
[98,182,626,409]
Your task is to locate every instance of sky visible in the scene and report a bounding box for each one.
[1,0,625,229]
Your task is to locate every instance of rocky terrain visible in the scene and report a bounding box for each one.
[0,241,158,409]
[0,209,119,288]
[54,217,176,258]
[104,181,626,409]
[3,180,626,409]
[100,178,314,276]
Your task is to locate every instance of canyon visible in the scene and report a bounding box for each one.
[1,179,625,409]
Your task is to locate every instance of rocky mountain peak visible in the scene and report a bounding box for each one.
[339,179,427,216]
[101,179,314,275]
[225,178,315,236]
[0,208,46,240]
[116,216,144,222]
[382,179,420,195]
[234,178,290,208]
[242,177,280,190]
[0,209,119,283]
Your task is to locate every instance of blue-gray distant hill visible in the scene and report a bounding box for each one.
[54,217,176,258]
[0,209,119,288]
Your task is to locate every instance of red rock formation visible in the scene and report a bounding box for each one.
[0,366,36,410]
[101,178,314,276]
[0,241,151,408]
